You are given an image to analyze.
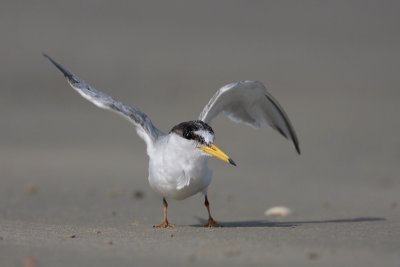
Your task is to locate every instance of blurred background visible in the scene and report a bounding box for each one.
[0,0,399,265]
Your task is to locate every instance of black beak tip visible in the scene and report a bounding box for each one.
[228,158,237,166]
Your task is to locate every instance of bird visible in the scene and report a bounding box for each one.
[43,53,300,228]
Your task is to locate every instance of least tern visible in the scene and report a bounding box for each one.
[43,54,300,228]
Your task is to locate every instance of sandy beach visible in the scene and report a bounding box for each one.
[1,1,399,266]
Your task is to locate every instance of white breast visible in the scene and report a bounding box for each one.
[147,134,212,200]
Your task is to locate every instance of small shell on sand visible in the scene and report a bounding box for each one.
[264,206,292,217]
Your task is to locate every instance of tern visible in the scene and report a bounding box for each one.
[43,54,300,228]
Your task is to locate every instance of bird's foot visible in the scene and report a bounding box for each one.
[204,217,222,228]
[153,221,175,228]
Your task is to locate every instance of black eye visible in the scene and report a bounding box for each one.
[184,132,191,139]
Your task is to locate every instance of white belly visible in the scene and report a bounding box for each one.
[147,135,213,200]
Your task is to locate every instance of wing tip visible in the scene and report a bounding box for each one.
[42,52,76,82]
[294,140,301,155]
[264,94,301,155]
[42,52,50,59]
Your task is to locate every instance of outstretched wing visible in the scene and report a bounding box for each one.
[199,80,300,154]
[43,54,163,149]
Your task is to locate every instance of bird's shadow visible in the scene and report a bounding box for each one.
[192,217,385,228]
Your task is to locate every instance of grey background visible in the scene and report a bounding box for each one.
[1,1,399,266]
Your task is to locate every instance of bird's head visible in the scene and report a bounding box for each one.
[170,120,236,166]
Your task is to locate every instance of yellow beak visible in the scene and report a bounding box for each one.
[199,144,236,166]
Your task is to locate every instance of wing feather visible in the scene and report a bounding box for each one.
[199,80,300,154]
[43,54,163,149]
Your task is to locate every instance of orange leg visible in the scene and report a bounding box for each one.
[153,198,175,228]
[204,195,222,227]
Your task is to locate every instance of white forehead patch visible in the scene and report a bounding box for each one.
[194,130,214,144]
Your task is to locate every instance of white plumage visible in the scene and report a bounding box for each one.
[43,54,300,227]
[148,133,212,200]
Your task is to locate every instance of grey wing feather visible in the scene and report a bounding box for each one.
[199,80,300,154]
[43,53,163,147]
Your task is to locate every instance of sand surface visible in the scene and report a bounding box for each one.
[1,1,399,266]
